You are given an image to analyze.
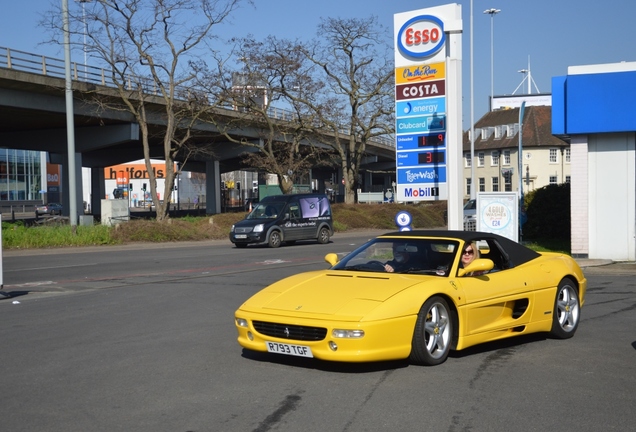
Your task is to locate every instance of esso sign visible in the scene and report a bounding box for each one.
[397,15,445,59]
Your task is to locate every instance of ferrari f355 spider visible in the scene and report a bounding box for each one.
[235,230,586,366]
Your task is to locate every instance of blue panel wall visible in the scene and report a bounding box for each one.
[565,71,636,134]
[551,76,566,135]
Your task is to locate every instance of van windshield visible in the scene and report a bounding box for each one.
[246,202,284,219]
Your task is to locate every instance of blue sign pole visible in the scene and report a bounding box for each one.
[518,101,526,239]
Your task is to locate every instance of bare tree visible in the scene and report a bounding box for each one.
[203,36,333,194]
[289,17,395,204]
[42,0,246,220]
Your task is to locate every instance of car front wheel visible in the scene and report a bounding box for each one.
[410,296,452,366]
[549,278,580,339]
[268,231,282,248]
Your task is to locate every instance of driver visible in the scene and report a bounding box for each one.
[385,243,413,273]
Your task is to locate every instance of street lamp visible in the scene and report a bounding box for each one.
[483,8,500,109]
[470,0,475,200]
[75,0,92,80]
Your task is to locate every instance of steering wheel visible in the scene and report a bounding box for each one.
[365,260,388,272]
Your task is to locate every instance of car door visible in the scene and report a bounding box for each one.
[281,200,304,241]
[456,239,535,336]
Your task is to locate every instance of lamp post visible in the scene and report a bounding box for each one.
[483,8,500,109]
[75,0,92,80]
[470,0,475,200]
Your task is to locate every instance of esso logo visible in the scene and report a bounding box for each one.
[397,15,445,59]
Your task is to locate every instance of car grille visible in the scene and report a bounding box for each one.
[234,227,253,234]
[252,321,327,341]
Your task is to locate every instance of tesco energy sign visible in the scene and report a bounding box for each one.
[396,15,445,59]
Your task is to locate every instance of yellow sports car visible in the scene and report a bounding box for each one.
[234,230,586,366]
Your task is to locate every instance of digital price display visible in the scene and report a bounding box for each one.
[418,150,445,164]
[418,133,445,147]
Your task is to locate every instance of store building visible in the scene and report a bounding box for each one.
[553,61,636,261]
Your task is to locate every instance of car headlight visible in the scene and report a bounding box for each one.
[332,329,365,338]
[230,224,235,232]
[236,318,248,328]
[253,224,264,233]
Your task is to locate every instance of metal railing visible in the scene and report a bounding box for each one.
[0,46,394,147]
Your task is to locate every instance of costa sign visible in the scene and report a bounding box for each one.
[396,15,445,59]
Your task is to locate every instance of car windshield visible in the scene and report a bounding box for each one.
[331,238,460,276]
[246,201,284,219]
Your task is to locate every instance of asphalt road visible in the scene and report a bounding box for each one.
[1,233,635,432]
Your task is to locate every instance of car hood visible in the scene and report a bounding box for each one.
[239,270,431,320]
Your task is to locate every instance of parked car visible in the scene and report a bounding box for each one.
[235,230,586,366]
[463,199,476,221]
[36,202,63,215]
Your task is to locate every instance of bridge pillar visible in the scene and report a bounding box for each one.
[90,168,106,215]
[54,152,84,219]
[205,160,221,214]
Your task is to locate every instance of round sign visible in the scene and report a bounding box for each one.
[481,202,512,231]
[395,211,412,228]
[397,15,446,59]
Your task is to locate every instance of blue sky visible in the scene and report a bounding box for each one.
[2,0,635,129]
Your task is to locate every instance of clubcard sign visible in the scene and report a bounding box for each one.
[394,5,459,202]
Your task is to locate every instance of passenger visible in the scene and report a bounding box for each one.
[460,242,485,276]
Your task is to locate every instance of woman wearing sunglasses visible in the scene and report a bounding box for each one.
[460,242,486,276]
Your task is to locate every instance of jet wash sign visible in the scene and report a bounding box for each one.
[394,5,456,202]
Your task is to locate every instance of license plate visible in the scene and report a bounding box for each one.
[235,234,247,239]
[266,341,313,358]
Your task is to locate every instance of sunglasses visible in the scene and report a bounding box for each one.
[462,249,474,255]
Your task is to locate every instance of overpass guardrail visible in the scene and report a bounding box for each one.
[0,46,394,148]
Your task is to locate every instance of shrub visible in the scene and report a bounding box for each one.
[523,183,570,241]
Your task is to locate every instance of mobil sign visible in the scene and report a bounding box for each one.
[395,5,459,202]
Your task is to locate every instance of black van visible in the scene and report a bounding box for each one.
[229,194,333,248]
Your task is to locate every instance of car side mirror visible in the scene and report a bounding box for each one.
[457,258,494,277]
[325,253,339,267]
[283,213,290,221]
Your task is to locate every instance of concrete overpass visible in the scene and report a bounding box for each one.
[0,47,396,215]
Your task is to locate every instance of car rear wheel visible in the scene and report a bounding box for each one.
[317,227,330,244]
[549,278,580,339]
[410,296,452,366]
[268,231,282,248]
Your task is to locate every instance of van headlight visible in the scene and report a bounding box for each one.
[253,224,264,233]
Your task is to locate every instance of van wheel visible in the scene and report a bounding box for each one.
[268,231,282,248]
[317,227,330,244]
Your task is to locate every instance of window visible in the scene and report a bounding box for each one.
[566,175,571,183]
[466,178,471,196]
[465,153,472,168]
[549,148,558,163]
[479,178,485,192]
[491,151,499,166]
[494,125,502,139]
[503,150,511,165]
[503,169,512,191]
[549,175,558,185]
[478,152,485,167]
[492,176,499,192]
[565,148,571,163]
